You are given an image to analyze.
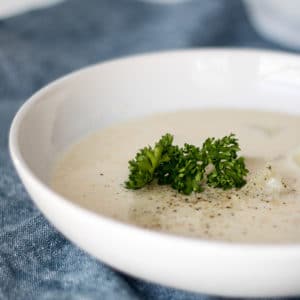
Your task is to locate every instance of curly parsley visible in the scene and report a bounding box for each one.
[125,133,248,195]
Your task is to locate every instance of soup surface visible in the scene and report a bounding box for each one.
[51,110,300,243]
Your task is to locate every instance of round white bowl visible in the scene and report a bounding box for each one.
[9,49,300,297]
[244,0,300,49]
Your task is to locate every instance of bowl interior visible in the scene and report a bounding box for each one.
[15,49,300,190]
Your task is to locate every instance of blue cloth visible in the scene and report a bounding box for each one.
[1,0,299,299]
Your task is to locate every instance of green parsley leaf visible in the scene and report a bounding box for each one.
[125,133,248,195]
[202,134,249,189]
[125,133,173,189]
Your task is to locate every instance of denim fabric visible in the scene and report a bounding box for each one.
[0,0,299,299]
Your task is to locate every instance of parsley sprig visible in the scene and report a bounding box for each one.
[125,133,248,195]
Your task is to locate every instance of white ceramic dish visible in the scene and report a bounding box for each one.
[9,49,300,297]
[243,0,300,49]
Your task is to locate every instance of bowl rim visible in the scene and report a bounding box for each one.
[9,47,300,252]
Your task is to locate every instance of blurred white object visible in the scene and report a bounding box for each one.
[0,0,63,18]
[244,0,300,49]
[139,0,187,3]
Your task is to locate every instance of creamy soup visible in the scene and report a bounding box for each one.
[51,110,300,243]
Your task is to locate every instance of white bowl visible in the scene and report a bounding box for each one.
[244,0,300,49]
[9,49,300,298]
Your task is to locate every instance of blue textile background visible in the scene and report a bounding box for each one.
[1,0,300,299]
